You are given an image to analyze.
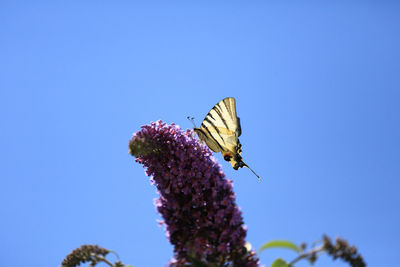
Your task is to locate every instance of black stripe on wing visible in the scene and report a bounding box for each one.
[211,105,230,130]
[203,118,226,146]
[221,98,241,137]
[222,98,236,122]
[201,123,225,151]
[206,110,216,121]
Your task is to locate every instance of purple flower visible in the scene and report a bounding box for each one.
[129,121,260,266]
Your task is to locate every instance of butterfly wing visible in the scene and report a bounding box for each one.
[198,97,241,153]
[194,97,261,180]
[193,127,221,152]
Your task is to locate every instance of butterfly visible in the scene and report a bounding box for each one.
[190,97,261,180]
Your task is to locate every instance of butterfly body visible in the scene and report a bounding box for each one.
[193,97,260,180]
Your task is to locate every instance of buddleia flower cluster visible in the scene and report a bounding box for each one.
[61,245,110,267]
[323,235,366,267]
[129,121,260,266]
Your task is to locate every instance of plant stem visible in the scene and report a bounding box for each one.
[94,255,115,267]
[289,245,325,265]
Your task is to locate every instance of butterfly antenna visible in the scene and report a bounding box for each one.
[243,163,261,181]
[186,116,197,128]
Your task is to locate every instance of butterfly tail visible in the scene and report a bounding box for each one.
[242,162,261,181]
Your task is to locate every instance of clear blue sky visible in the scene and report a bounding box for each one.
[1,1,399,267]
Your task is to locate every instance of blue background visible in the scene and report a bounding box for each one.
[1,1,399,267]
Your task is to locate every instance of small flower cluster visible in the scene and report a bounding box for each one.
[323,235,366,267]
[61,245,109,267]
[129,121,260,266]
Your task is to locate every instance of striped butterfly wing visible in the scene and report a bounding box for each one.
[194,97,261,180]
[194,127,221,152]
[198,97,241,154]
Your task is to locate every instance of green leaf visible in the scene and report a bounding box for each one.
[259,240,300,254]
[270,258,291,267]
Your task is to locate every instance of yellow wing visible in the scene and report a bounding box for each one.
[197,97,241,153]
[193,97,261,180]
